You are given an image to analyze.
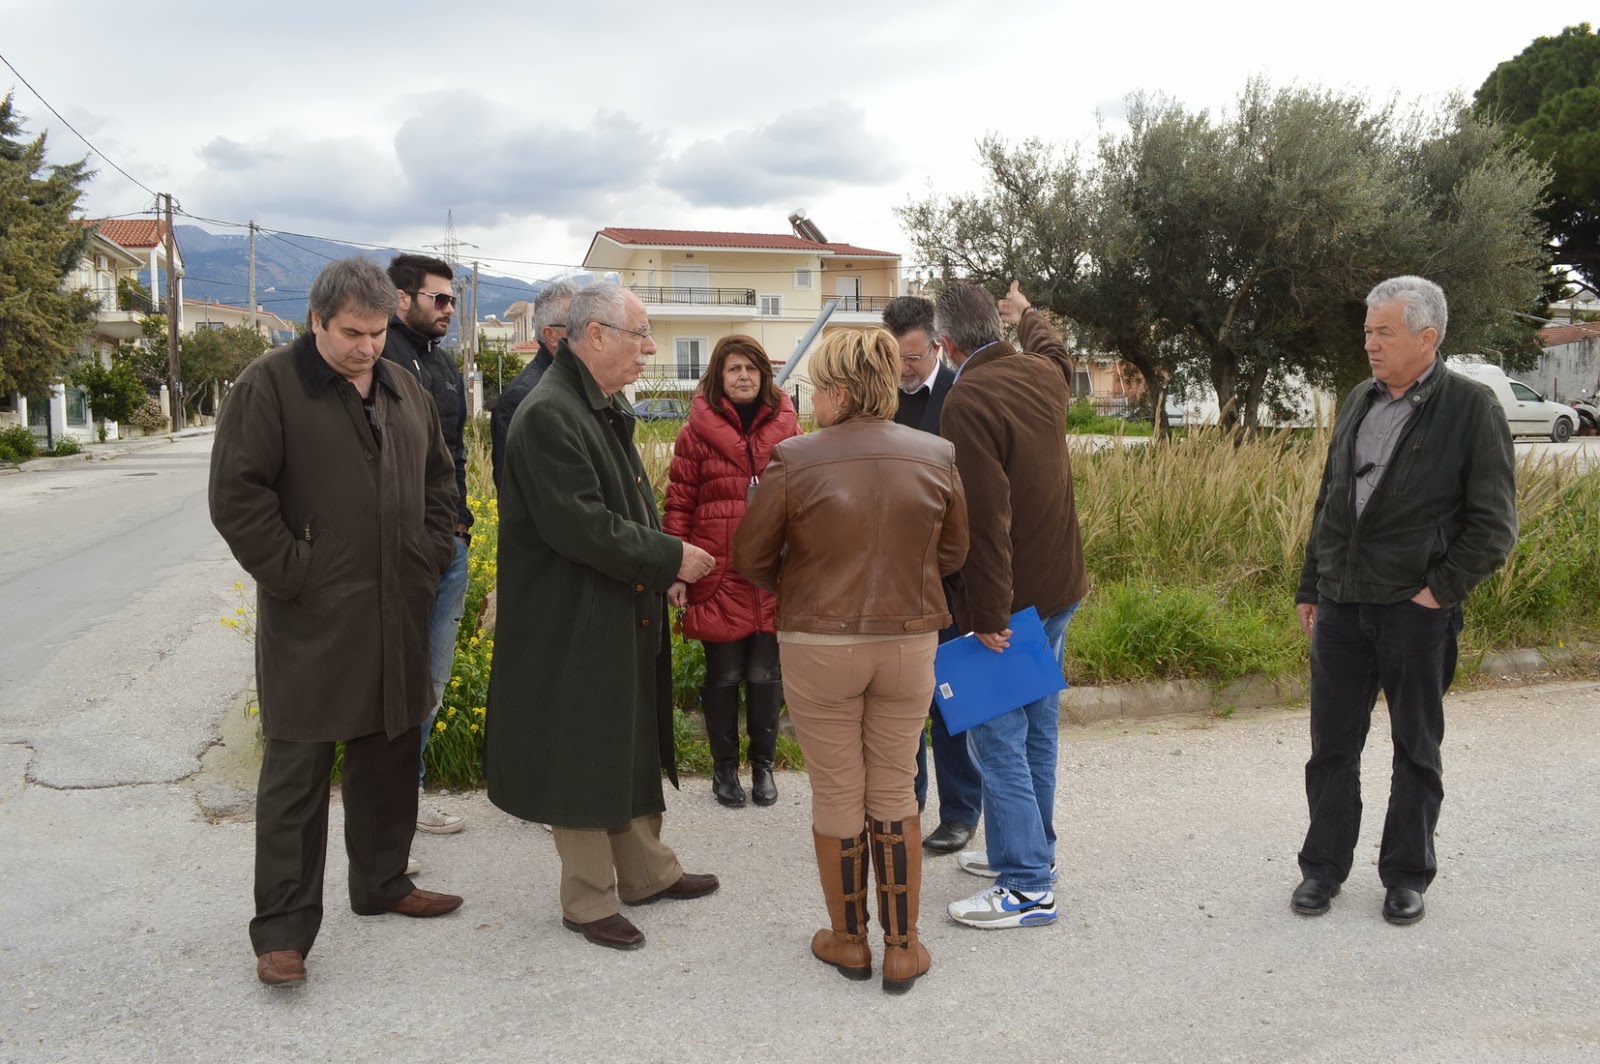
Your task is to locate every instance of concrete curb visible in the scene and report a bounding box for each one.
[1058,642,1591,726]
[2,427,215,474]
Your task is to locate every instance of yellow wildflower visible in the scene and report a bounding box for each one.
[469,723,479,733]
[434,720,447,732]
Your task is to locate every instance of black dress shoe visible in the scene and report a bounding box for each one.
[923,821,976,854]
[1291,877,1341,915]
[1382,887,1425,925]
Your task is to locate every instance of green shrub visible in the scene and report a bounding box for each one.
[0,424,38,462]
[1067,581,1300,685]
[1065,397,1153,436]
[53,436,83,456]
[126,396,169,434]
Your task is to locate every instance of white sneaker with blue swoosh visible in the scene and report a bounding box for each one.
[948,884,1057,928]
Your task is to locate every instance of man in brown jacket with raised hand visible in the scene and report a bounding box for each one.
[209,258,465,989]
[936,282,1088,931]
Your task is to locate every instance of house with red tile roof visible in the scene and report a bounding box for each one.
[2,221,189,444]
[580,219,903,398]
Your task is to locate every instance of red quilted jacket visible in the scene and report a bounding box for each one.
[663,392,802,642]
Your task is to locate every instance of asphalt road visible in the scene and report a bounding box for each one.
[1,437,1597,1063]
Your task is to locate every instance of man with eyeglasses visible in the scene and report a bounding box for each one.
[488,282,720,951]
[491,279,578,491]
[882,296,982,860]
[381,254,472,851]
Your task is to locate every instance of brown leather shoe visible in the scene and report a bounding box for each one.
[256,950,306,987]
[383,888,463,918]
[562,913,646,950]
[623,871,720,906]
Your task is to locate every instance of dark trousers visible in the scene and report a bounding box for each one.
[913,618,982,826]
[702,632,781,686]
[701,633,782,766]
[250,727,421,957]
[1298,596,1461,893]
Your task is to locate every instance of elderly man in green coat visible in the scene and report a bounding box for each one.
[488,282,721,951]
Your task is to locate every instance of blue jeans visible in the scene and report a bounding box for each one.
[966,602,1078,893]
[419,538,471,784]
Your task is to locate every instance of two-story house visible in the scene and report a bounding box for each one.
[580,226,901,397]
[183,298,297,345]
[1,220,185,444]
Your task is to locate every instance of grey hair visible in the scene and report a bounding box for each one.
[566,282,633,347]
[933,284,1003,356]
[533,278,580,338]
[882,295,936,340]
[309,258,398,323]
[1366,275,1448,347]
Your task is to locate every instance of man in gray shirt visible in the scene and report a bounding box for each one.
[1291,276,1516,927]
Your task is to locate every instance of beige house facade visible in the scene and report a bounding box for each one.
[581,226,902,398]
[183,299,297,344]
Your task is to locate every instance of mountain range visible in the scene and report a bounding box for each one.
[173,225,573,338]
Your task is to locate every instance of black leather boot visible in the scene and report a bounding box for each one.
[745,681,782,806]
[701,685,746,808]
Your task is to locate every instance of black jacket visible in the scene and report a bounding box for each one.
[893,363,956,434]
[381,318,472,528]
[1297,368,1517,609]
[491,342,554,491]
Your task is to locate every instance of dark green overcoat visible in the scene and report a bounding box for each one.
[486,342,683,829]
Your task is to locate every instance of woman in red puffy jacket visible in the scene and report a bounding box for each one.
[664,335,802,808]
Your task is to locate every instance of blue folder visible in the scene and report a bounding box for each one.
[933,607,1066,735]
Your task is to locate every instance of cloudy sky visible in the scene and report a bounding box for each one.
[2,1,1574,286]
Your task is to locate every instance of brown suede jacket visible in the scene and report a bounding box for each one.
[940,309,1089,634]
[731,417,969,635]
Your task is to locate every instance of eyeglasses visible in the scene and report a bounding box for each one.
[594,320,653,341]
[900,342,939,365]
[410,290,457,310]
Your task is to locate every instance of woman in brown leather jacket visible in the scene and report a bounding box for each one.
[733,327,968,995]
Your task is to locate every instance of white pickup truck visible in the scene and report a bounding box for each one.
[1449,361,1578,443]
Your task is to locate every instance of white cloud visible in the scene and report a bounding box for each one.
[660,105,903,209]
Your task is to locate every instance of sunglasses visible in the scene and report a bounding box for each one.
[410,290,457,311]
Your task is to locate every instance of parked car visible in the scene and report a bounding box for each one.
[1450,362,1578,442]
[632,397,688,422]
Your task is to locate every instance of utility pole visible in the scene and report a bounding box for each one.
[468,260,480,410]
[247,221,257,336]
[162,193,183,431]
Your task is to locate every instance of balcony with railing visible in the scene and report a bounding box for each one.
[90,285,168,341]
[630,286,756,308]
[828,295,894,314]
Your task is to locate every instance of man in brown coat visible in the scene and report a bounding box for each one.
[935,282,1088,931]
[209,258,465,988]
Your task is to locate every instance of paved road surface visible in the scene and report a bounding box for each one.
[1,437,1596,1063]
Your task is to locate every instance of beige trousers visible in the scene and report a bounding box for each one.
[550,814,684,923]
[780,635,938,837]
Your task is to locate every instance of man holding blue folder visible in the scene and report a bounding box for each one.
[936,282,1088,930]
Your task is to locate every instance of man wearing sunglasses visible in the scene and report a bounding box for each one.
[381,254,472,850]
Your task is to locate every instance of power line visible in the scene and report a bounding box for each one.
[170,205,915,279]
[0,50,160,200]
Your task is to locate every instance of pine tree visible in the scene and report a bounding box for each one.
[0,92,97,396]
